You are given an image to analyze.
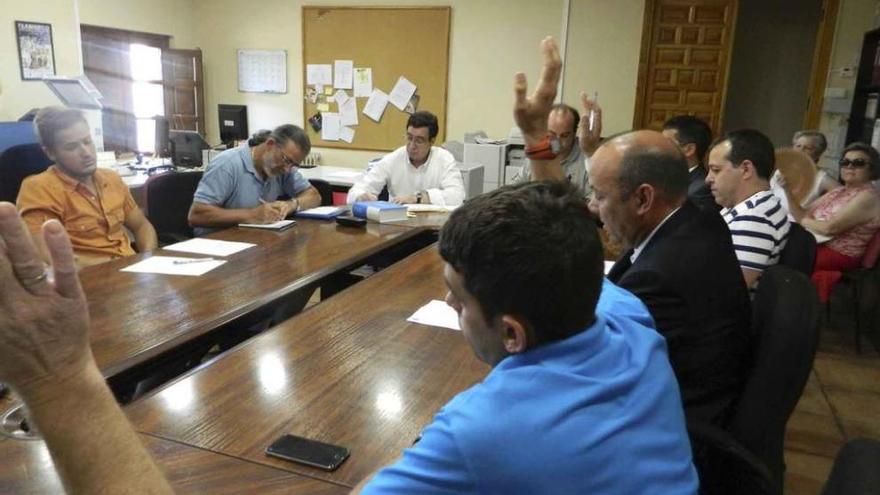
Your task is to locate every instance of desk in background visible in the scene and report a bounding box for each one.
[125,246,489,488]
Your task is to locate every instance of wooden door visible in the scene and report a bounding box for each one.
[161,49,205,134]
[633,0,738,133]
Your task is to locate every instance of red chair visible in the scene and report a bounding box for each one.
[838,230,880,353]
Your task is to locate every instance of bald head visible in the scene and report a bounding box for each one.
[597,130,690,202]
[588,131,690,249]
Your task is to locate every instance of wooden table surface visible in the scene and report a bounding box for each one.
[80,219,424,380]
[0,398,347,495]
[125,246,490,488]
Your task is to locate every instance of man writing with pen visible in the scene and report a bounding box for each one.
[188,124,322,235]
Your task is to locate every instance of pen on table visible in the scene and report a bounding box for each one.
[589,91,599,132]
[172,258,217,265]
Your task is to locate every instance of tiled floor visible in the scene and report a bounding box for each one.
[783,305,880,495]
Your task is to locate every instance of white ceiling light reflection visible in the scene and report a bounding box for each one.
[257,354,288,395]
[375,389,403,418]
[161,379,194,412]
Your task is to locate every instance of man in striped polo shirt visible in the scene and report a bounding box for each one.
[706,129,791,289]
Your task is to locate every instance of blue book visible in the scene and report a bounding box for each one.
[351,201,408,223]
[294,206,348,220]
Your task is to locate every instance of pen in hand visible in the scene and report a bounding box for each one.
[172,258,217,265]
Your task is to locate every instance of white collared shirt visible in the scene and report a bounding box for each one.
[346,146,465,206]
[630,207,682,264]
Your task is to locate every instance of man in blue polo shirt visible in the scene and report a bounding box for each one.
[356,180,697,494]
[188,124,322,235]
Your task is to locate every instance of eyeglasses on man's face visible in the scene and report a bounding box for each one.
[405,134,430,146]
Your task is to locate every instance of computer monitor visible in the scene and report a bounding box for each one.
[154,116,171,158]
[218,104,248,147]
[169,130,210,168]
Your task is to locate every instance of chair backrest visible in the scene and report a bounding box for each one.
[821,438,880,495]
[860,230,880,269]
[688,421,775,495]
[729,265,820,492]
[308,178,333,206]
[144,171,203,244]
[0,143,53,203]
[779,222,817,277]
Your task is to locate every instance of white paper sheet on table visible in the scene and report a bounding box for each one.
[163,238,255,257]
[333,60,353,89]
[353,68,372,97]
[388,76,417,110]
[121,256,226,276]
[340,97,358,126]
[340,127,355,143]
[407,300,461,331]
[238,219,296,230]
[363,89,389,122]
[604,260,615,275]
[306,64,332,86]
[327,170,363,179]
[321,112,341,141]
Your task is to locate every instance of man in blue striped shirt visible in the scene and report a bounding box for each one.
[706,129,791,289]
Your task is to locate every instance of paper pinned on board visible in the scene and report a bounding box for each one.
[407,300,461,331]
[334,89,350,106]
[333,60,353,89]
[340,97,359,126]
[306,64,332,86]
[321,112,341,141]
[388,76,417,110]
[363,89,389,122]
[121,256,226,276]
[316,103,330,112]
[340,126,355,143]
[353,68,373,97]
[163,238,255,257]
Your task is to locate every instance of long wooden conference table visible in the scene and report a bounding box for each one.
[81,218,431,385]
[2,214,465,492]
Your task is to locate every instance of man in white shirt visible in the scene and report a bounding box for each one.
[347,111,465,206]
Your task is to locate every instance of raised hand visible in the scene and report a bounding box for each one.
[578,91,603,156]
[0,202,92,402]
[513,36,562,147]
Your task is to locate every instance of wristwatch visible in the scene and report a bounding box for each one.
[525,134,561,160]
[416,191,423,204]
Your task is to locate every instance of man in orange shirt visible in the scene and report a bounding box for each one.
[16,106,157,267]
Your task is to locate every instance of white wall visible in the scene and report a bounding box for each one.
[0,0,83,120]
[77,0,197,48]
[191,0,568,167]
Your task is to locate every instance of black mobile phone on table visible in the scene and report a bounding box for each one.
[266,434,350,471]
[336,215,367,227]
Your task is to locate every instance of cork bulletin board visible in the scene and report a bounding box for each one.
[302,6,451,151]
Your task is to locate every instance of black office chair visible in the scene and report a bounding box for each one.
[821,438,880,495]
[688,421,775,495]
[144,170,203,245]
[308,178,334,206]
[779,222,817,277]
[0,143,52,203]
[727,265,820,493]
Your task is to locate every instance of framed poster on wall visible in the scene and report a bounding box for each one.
[15,21,56,80]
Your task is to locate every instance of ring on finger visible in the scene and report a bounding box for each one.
[19,269,49,288]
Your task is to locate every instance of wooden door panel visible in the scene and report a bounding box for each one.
[162,48,205,134]
[634,0,738,133]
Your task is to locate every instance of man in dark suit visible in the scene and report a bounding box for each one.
[662,115,719,211]
[590,130,752,426]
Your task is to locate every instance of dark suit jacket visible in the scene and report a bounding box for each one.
[687,166,719,211]
[608,201,752,426]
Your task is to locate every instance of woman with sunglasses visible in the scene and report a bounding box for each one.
[786,142,880,303]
